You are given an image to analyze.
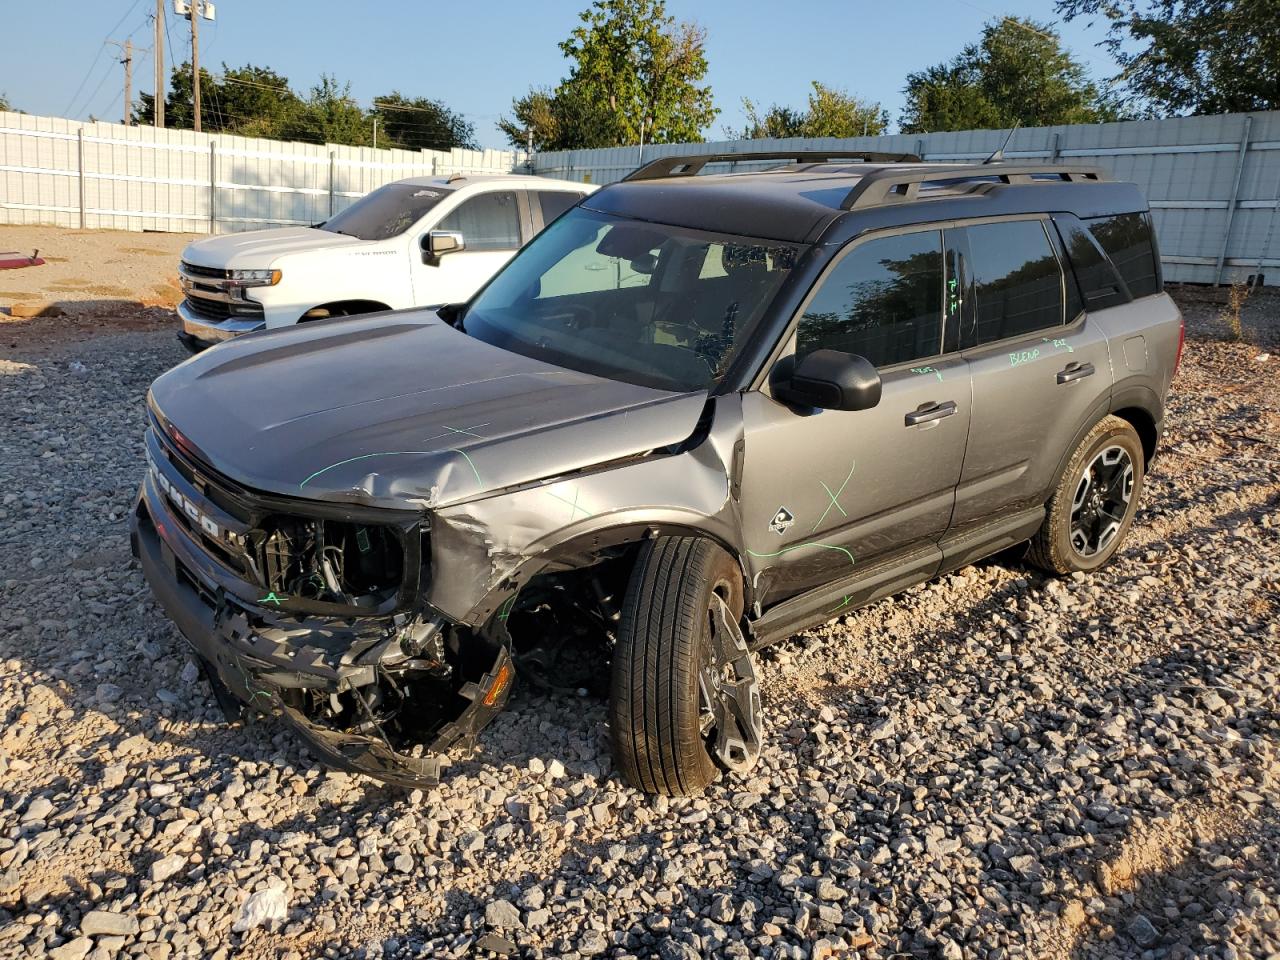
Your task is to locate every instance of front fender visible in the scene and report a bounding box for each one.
[425,399,747,625]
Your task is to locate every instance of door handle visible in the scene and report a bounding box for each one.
[904,400,958,426]
[1057,361,1095,384]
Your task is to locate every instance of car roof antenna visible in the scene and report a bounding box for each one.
[984,120,1021,164]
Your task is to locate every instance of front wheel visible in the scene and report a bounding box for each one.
[610,537,761,796]
[1027,415,1146,575]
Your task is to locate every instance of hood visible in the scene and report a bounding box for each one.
[182,227,366,269]
[148,312,707,509]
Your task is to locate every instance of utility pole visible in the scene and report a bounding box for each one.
[190,2,200,132]
[178,0,215,132]
[106,39,140,126]
[123,40,133,126]
[154,0,165,128]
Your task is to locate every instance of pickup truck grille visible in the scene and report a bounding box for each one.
[183,296,264,323]
[180,260,230,280]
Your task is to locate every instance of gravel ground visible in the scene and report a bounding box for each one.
[0,271,1277,960]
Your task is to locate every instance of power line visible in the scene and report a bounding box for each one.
[63,0,149,118]
[949,0,1068,44]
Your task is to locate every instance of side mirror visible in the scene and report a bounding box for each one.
[772,349,882,411]
[422,230,465,264]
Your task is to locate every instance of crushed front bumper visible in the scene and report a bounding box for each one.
[129,476,514,787]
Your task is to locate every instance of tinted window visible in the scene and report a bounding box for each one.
[437,191,521,251]
[1087,212,1160,299]
[1055,216,1126,312]
[796,231,944,367]
[320,183,451,241]
[465,208,799,392]
[537,190,583,224]
[966,220,1063,344]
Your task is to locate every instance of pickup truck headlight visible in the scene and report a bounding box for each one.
[227,269,282,288]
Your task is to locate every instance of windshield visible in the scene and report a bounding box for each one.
[462,208,800,392]
[319,183,451,241]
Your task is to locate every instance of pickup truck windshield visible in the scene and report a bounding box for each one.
[463,208,800,392]
[319,183,452,241]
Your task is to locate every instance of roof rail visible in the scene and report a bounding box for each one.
[623,150,922,182]
[841,163,1105,209]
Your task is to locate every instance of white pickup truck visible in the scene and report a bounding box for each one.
[176,174,595,351]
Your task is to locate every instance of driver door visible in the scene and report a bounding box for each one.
[411,190,527,306]
[739,227,971,607]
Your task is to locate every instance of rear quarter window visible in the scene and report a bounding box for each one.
[1086,212,1161,299]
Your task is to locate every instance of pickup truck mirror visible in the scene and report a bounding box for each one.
[422,230,465,265]
[771,349,882,412]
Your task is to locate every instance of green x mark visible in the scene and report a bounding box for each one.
[259,592,286,606]
[547,486,591,521]
[812,461,856,532]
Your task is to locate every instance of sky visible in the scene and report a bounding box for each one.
[3,0,1122,149]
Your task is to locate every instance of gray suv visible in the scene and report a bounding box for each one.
[131,152,1183,795]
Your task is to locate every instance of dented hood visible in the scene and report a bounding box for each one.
[148,311,705,508]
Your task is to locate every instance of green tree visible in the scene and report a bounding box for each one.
[802,83,889,138]
[0,92,11,112]
[289,75,369,146]
[498,0,717,150]
[134,62,301,137]
[901,17,1120,133]
[1055,0,1280,115]
[728,99,806,140]
[729,83,887,140]
[371,92,477,151]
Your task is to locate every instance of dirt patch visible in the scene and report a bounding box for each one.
[0,224,194,349]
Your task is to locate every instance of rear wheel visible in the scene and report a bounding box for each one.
[610,537,759,795]
[1027,415,1145,575]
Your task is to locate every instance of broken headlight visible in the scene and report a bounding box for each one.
[256,516,403,609]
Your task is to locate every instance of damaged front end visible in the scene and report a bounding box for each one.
[130,423,516,786]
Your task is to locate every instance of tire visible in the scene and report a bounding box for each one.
[610,536,744,796]
[1027,415,1145,575]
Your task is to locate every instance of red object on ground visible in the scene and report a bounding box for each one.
[0,250,46,270]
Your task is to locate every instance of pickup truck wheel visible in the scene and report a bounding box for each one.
[1028,415,1145,575]
[610,536,752,796]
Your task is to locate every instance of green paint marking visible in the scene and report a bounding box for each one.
[446,448,483,488]
[832,594,854,612]
[300,451,439,488]
[1009,348,1041,368]
[547,487,590,520]
[299,445,484,491]
[811,461,856,532]
[911,365,944,382]
[497,596,516,622]
[258,592,286,606]
[441,422,490,439]
[747,541,855,567]
[1042,337,1074,353]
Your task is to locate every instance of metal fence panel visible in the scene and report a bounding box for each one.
[5,110,1280,285]
[533,111,1280,285]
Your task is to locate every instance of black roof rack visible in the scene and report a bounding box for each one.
[841,163,1105,210]
[623,150,922,182]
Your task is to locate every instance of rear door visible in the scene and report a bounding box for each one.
[739,227,971,607]
[411,189,525,305]
[949,216,1113,543]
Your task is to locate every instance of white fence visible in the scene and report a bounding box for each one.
[0,111,523,234]
[535,111,1280,286]
[5,109,1280,285]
